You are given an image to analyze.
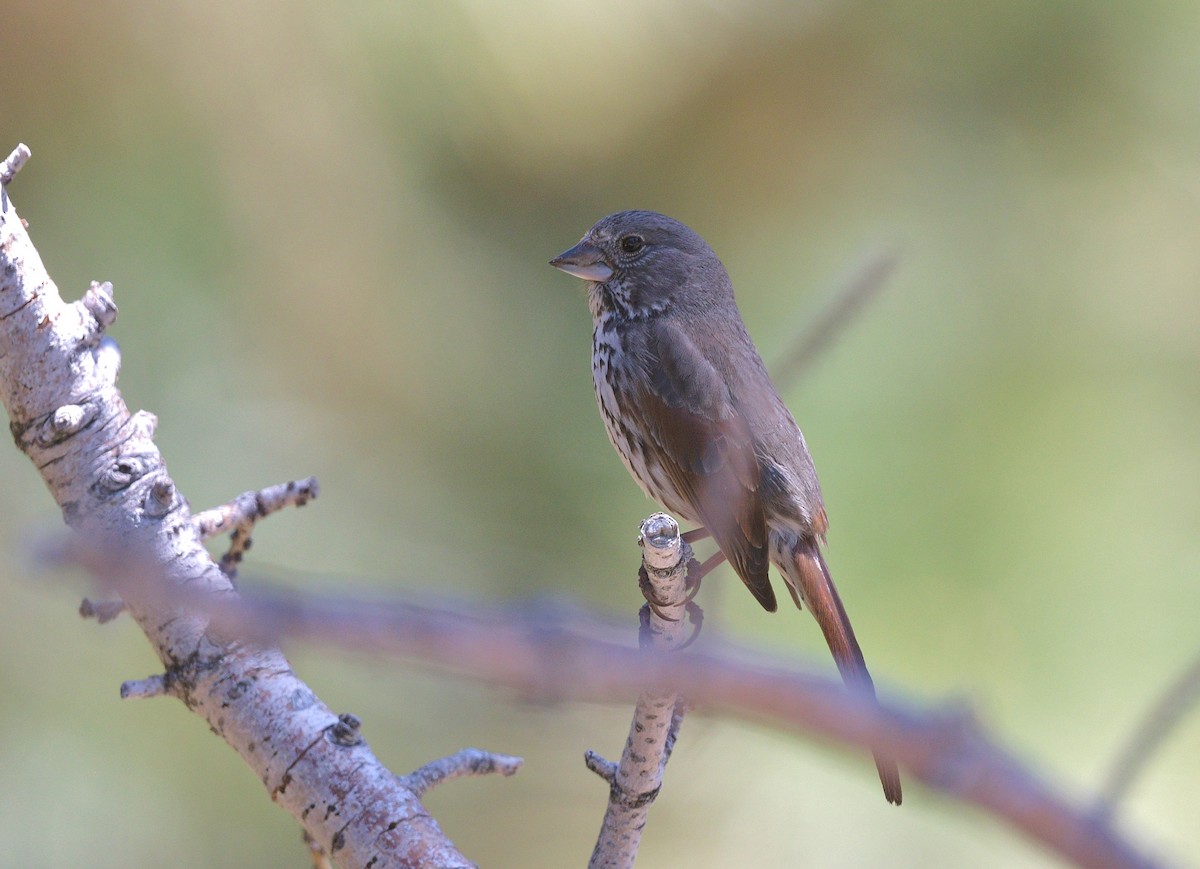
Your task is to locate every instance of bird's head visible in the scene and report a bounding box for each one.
[550,210,726,320]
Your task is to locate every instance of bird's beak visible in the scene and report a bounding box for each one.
[550,241,614,282]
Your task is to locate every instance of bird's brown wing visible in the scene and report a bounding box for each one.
[629,320,775,611]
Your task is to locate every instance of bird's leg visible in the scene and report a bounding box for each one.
[683,550,728,602]
[681,526,718,601]
[675,602,706,650]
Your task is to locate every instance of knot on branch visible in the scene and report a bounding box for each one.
[637,566,682,620]
[91,336,122,386]
[43,403,91,443]
[0,143,30,186]
[129,410,158,439]
[608,780,661,810]
[328,713,363,747]
[94,452,157,496]
[144,475,177,518]
[80,280,118,336]
[15,401,100,449]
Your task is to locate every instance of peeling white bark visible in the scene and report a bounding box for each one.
[0,147,479,869]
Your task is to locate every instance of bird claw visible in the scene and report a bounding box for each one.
[683,559,705,603]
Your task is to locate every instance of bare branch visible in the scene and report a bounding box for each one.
[0,154,481,868]
[401,748,524,798]
[126,573,1180,868]
[40,390,1173,869]
[53,514,1172,869]
[588,513,695,869]
[193,476,320,578]
[79,597,127,623]
[772,245,898,390]
[1099,648,1200,813]
[1,143,31,185]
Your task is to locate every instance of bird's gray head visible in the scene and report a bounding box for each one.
[550,210,729,320]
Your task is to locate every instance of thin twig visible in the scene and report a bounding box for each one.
[0,143,31,185]
[772,245,899,391]
[119,674,170,700]
[1098,648,1200,814]
[79,597,127,623]
[302,830,333,869]
[192,477,319,578]
[401,748,524,798]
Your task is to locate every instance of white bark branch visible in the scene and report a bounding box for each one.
[193,476,320,578]
[0,148,487,868]
[401,748,524,798]
[0,143,30,185]
[588,513,694,869]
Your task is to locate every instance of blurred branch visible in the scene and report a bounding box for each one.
[1099,649,1200,814]
[0,150,489,869]
[772,245,898,390]
[587,513,695,869]
[78,596,127,623]
[60,539,1170,869]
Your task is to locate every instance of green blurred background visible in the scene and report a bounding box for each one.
[2,2,1199,866]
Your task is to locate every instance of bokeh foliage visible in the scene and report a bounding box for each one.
[2,2,1198,866]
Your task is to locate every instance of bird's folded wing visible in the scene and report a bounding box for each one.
[628,320,775,611]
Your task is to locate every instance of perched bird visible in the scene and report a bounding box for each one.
[551,210,901,805]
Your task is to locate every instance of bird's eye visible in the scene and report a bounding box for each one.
[619,234,645,255]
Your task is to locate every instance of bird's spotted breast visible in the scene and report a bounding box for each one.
[591,314,692,520]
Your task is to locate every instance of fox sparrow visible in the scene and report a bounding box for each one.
[551,210,901,804]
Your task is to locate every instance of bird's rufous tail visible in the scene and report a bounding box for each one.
[783,544,902,805]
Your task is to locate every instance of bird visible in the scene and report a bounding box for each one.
[550,210,901,805]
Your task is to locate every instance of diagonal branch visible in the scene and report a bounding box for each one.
[0,145,495,869]
[1099,648,1200,813]
[772,245,898,391]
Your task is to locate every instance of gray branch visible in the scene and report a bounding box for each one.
[401,748,524,798]
[0,146,491,869]
[75,557,1173,869]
